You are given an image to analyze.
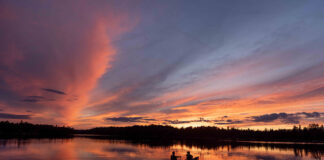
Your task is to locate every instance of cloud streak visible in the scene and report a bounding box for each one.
[251,113,300,124]
[0,113,31,119]
[106,117,144,123]
[0,1,135,125]
[42,88,66,95]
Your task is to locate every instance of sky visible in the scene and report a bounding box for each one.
[1,0,324,129]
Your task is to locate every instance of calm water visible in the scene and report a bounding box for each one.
[0,137,323,160]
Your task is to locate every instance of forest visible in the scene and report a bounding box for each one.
[1,121,323,142]
[0,121,74,138]
[79,124,324,142]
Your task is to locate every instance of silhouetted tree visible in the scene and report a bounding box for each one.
[79,124,324,142]
[0,121,74,138]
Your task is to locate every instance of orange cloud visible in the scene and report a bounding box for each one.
[0,1,137,126]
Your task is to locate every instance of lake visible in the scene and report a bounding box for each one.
[0,137,323,160]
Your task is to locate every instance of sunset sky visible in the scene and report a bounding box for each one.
[1,0,324,129]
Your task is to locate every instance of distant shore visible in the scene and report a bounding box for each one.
[1,121,324,143]
[0,121,74,138]
[75,124,324,143]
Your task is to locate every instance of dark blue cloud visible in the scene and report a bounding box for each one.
[105,117,158,123]
[27,96,45,99]
[252,113,288,122]
[106,117,143,122]
[214,119,243,125]
[300,112,321,118]
[251,112,323,124]
[0,113,31,119]
[42,88,66,95]
[22,99,39,103]
[21,95,55,103]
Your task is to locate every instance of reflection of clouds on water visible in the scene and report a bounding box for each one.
[0,138,322,160]
[104,147,138,153]
[225,151,293,160]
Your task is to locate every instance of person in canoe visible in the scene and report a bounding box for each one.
[171,151,181,160]
[186,151,199,160]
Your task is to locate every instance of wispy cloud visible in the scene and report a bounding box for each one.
[106,117,144,123]
[214,120,244,125]
[105,117,157,123]
[251,113,300,124]
[249,112,323,124]
[42,88,66,95]
[0,0,135,124]
[0,113,31,119]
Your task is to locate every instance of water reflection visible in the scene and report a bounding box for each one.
[0,137,323,160]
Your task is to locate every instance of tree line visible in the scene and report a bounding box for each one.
[0,121,74,138]
[1,121,323,142]
[80,124,324,142]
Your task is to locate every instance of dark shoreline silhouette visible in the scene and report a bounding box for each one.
[0,121,74,138]
[1,121,324,143]
[78,124,324,143]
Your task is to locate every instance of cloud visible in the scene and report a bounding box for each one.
[104,111,323,127]
[0,1,135,124]
[21,95,57,103]
[160,108,188,114]
[252,113,288,122]
[105,117,157,123]
[0,113,31,119]
[106,117,143,122]
[42,88,66,95]
[165,120,192,124]
[214,119,243,125]
[251,112,324,123]
[76,1,324,128]
[105,116,212,125]
[300,112,321,118]
[21,99,39,103]
[27,96,45,99]
[213,112,324,126]
[163,118,212,125]
[85,49,211,116]
[256,100,275,105]
[288,86,324,100]
[250,112,322,124]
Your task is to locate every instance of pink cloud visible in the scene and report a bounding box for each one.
[0,1,136,125]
